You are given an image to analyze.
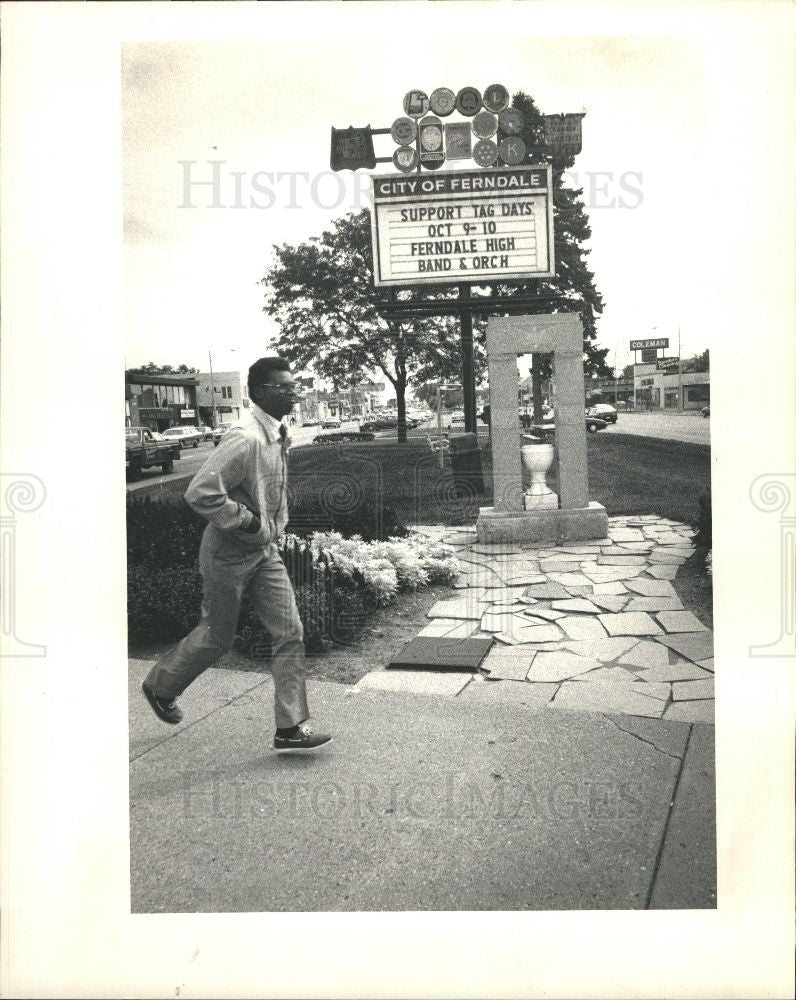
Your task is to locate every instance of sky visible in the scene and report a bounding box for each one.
[122,14,706,384]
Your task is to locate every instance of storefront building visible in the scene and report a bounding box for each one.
[125,372,200,430]
[633,365,710,411]
[194,370,250,427]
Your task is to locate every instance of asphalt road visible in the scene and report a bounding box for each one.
[602,411,711,445]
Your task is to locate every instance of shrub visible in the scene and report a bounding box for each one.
[127,564,203,644]
[127,495,204,569]
[308,529,460,604]
[286,500,407,542]
[313,432,375,444]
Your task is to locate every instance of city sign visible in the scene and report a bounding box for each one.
[444,122,472,160]
[630,337,669,350]
[543,113,585,156]
[429,87,456,117]
[370,165,555,287]
[656,357,680,371]
[640,349,658,364]
[403,90,430,118]
[483,83,510,114]
[329,126,376,171]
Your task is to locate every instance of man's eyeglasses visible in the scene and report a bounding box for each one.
[258,382,303,395]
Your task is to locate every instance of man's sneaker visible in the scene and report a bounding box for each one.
[142,682,183,725]
[273,724,332,752]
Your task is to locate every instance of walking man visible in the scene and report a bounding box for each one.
[142,356,332,752]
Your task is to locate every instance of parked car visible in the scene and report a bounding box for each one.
[450,413,466,427]
[125,426,181,480]
[213,424,233,445]
[197,424,215,440]
[161,426,202,449]
[525,414,608,437]
[701,405,710,418]
[359,415,398,432]
[321,417,342,429]
[586,403,618,424]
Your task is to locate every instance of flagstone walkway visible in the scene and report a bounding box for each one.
[356,515,714,724]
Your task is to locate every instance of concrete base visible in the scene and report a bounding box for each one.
[476,502,609,544]
[524,491,558,511]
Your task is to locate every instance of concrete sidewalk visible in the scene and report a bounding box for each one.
[129,659,715,913]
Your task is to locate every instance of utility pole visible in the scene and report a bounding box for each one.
[208,349,217,429]
[677,326,683,413]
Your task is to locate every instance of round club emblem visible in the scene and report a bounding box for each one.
[403,90,430,118]
[419,116,443,151]
[472,110,498,139]
[473,138,499,167]
[483,83,510,114]
[393,146,419,173]
[429,87,456,117]
[455,86,482,116]
[498,108,524,136]
[498,136,527,165]
[390,116,417,145]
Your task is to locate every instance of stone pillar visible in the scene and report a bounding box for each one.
[477,314,607,543]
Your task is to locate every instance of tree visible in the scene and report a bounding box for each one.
[682,349,709,373]
[261,211,486,441]
[134,362,199,375]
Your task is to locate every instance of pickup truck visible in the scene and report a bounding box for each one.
[125,427,181,480]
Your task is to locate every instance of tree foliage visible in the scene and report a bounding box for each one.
[682,349,709,373]
[133,362,199,375]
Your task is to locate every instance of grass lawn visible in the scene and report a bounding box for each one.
[284,432,711,529]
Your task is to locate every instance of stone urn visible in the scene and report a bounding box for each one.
[520,435,557,510]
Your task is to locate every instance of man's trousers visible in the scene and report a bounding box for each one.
[144,525,309,729]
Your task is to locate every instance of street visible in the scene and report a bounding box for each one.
[602,411,711,445]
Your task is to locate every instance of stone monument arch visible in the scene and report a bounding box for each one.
[476,313,608,543]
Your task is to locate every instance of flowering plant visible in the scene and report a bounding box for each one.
[307,529,460,604]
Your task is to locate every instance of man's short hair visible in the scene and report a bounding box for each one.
[248,356,291,396]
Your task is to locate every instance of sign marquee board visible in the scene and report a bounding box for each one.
[370,166,555,287]
[630,337,669,350]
